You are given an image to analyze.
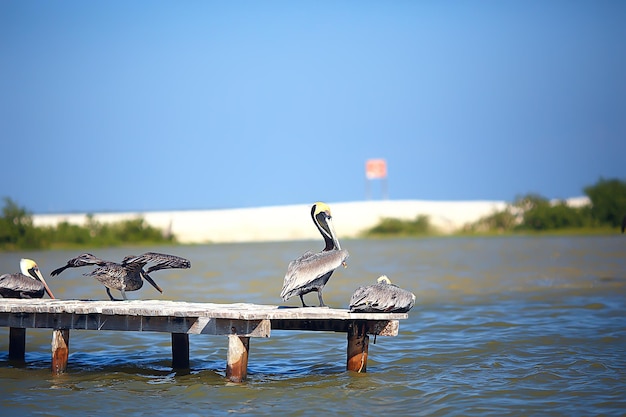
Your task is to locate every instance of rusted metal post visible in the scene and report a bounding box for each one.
[226,335,250,383]
[347,321,369,373]
[8,327,26,362]
[51,329,70,375]
[171,333,190,369]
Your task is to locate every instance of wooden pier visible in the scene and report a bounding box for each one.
[0,299,407,382]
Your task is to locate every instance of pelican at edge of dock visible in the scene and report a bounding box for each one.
[281,202,349,307]
[50,252,190,301]
[349,275,415,313]
[0,258,55,299]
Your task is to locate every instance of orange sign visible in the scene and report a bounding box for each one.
[365,159,387,179]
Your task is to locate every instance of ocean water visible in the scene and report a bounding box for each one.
[1,236,625,416]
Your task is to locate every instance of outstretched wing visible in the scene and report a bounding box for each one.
[50,253,108,276]
[123,252,191,274]
[280,249,349,300]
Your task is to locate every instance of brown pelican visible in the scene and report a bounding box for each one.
[0,258,55,299]
[349,275,415,313]
[51,252,191,300]
[281,202,349,307]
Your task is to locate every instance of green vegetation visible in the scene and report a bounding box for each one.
[364,177,626,237]
[0,197,175,251]
[366,215,434,237]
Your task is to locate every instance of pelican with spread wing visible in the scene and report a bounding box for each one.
[281,202,349,307]
[51,252,190,300]
[0,258,55,299]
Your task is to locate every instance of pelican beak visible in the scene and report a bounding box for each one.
[142,271,163,293]
[326,216,342,250]
[30,267,55,299]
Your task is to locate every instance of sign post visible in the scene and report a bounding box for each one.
[365,159,388,200]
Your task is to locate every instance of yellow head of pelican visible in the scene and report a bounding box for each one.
[311,202,342,252]
[20,258,55,299]
[377,275,392,284]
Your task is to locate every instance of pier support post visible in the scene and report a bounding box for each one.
[347,322,369,373]
[8,327,26,362]
[226,335,249,383]
[171,333,190,370]
[51,329,70,375]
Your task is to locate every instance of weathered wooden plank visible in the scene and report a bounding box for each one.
[0,313,271,337]
[1,313,396,338]
[270,319,399,336]
[0,299,408,321]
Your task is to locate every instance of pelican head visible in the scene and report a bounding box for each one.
[311,202,341,251]
[377,275,392,284]
[20,258,55,299]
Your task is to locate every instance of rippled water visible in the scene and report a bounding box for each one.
[1,236,625,416]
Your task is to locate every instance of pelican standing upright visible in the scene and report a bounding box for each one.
[281,202,349,307]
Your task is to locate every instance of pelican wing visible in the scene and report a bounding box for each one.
[280,249,349,299]
[349,283,415,313]
[50,253,107,276]
[123,252,191,274]
[0,273,45,298]
[83,262,126,280]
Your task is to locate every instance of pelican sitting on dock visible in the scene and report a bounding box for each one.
[349,275,415,313]
[51,252,191,301]
[0,259,55,299]
[281,202,349,307]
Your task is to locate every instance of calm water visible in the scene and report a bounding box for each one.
[1,236,625,416]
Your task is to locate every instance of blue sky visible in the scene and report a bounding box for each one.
[2,1,625,213]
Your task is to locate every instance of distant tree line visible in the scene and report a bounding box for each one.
[365,215,433,236]
[470,178,626,233]
[0,197,175,251]
[364,178,626,236]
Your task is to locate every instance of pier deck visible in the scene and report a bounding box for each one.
[0,299,407,382]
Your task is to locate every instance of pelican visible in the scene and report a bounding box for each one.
[0,258,55,299]
[281,202,349,307]
[349,275,415,313]
[51,252,190,301]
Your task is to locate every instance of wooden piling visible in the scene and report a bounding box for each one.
[171,333,190,369]
[8,327,26,362]
[347,321,369,373]
[226,335,250,383]
[51,329,70,375]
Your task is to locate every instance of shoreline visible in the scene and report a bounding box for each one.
[32,198,588,244]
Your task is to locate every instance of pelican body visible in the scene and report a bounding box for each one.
[0,259,55,299]
[51,252,190,301]
[349,276,415,313]
[281,202,349,307]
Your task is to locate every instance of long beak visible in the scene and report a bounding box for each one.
[32,268,55,299]
[142,271,163,293]
[326,217,342,250]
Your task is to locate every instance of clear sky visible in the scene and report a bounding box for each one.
[2,1,625,213]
